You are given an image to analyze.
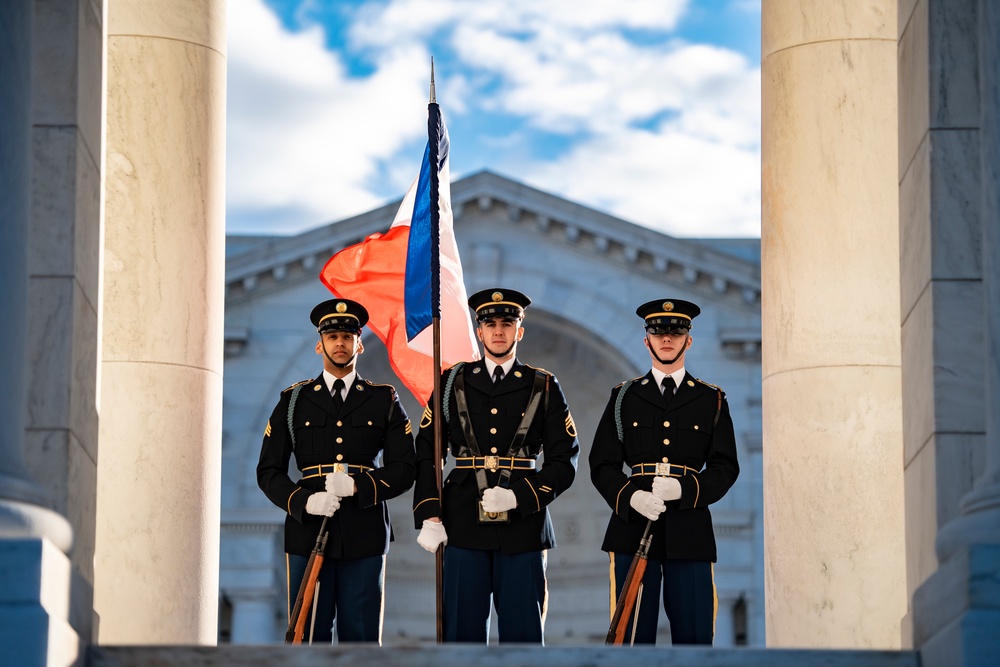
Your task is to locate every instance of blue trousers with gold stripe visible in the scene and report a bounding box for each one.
[287,553,384,644]
[443,546,547,644]
[610,553,715,645]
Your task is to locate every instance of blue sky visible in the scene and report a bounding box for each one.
[226,0,761,238]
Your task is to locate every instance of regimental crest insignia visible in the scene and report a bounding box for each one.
[565,413,577,437]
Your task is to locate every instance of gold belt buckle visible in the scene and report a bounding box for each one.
[332,463,347,474]
[484,455,500,472]
[478,501,509,524]
[655,462,671,477]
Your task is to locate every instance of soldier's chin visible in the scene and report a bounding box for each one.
[486,342,514,358]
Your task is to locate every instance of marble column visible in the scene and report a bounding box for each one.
[94,0,227,644]
[910,1,1000,664]
[25,0,105,611]
[0,2,79,664]
[761,0,906,647]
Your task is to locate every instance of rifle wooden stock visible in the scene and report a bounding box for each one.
[285,515,330,644]
[606,519,654,645]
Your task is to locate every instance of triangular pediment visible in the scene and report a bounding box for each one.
[225,170,760,310]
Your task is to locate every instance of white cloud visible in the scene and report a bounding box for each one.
[525,127,761,237]
[226,0,761,238]
[227,0,432,232]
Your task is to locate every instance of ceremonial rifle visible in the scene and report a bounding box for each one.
[605,518,654,645]
[285,515,330,644]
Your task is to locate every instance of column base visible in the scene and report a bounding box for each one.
[913,543,1000,667]
[0,497,73,553]
[0,537,86,666]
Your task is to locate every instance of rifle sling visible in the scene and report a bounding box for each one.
[453,368,547,493]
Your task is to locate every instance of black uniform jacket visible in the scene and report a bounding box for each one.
[412,359,580,554]
[257,372,415,558]
[589,371,739,562]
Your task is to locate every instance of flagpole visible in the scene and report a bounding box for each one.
[428,58,445,645]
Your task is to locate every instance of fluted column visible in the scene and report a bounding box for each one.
[761,0,906,647]
[94,0,227,644]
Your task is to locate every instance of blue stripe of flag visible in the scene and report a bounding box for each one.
[404,144,433,341]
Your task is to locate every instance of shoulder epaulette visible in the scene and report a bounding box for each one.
[524,364,552,376]
[693,377,722,391]
[282,379,312,393]
[614,376,644,390]
[363,378,397,396]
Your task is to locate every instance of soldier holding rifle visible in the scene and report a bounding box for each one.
[257,298,415,643]
[590,298,739,645]
[412,288,580,644]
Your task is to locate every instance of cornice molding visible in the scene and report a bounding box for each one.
[225,170,761,309]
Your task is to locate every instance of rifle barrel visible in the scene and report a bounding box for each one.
[605,519,654,645]
[285,515,330,644]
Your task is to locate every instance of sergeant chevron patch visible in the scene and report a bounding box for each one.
[420,406,433,429]
[565,414,577,437]
[264,421,271,437]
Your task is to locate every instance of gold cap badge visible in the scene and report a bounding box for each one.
[663,301,674,311]
[336,302,347,313]
[492,292,503,302]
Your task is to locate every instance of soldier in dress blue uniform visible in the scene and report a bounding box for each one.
[412,288,580,644]
[256,298,415,644]
[590,298,739,645]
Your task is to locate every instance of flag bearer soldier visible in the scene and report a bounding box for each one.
[257,298,415,643]
[412,288,580,644]
[590,298,739,645]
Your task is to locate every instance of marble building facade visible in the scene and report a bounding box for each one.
[219,170,764,645]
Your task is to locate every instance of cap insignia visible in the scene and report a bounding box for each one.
[336,302,347,313]
[663,301,674,312]
[492,292,503,302]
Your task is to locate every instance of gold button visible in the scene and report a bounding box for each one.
[694,425,699,430]
[336,454,344,461]
[663,439,670,445]
[490,428,497,434]
[305,421,310,426]
[664,421,670,427]
[314,385,322,391]
[490,447,498,453]
[336,437,343,444]
[633,421,638,427]
[368,421,373,426]
[662,456,669,463]
[336,420,342,427]
[491,408,498,414]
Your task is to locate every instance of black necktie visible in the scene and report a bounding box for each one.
[661,375,676,403]
[493,366,504,384]
[332,378,345,409]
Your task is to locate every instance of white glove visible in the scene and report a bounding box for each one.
[652,476,682,502]
[481,487,518,513]
[325,471,356,497]
[416,519,448,553]
[305,492,340,517]
[630,490,665,521]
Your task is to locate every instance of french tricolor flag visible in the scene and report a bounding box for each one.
[320,104,479,403]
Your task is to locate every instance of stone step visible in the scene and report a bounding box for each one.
[88,644,921,667]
